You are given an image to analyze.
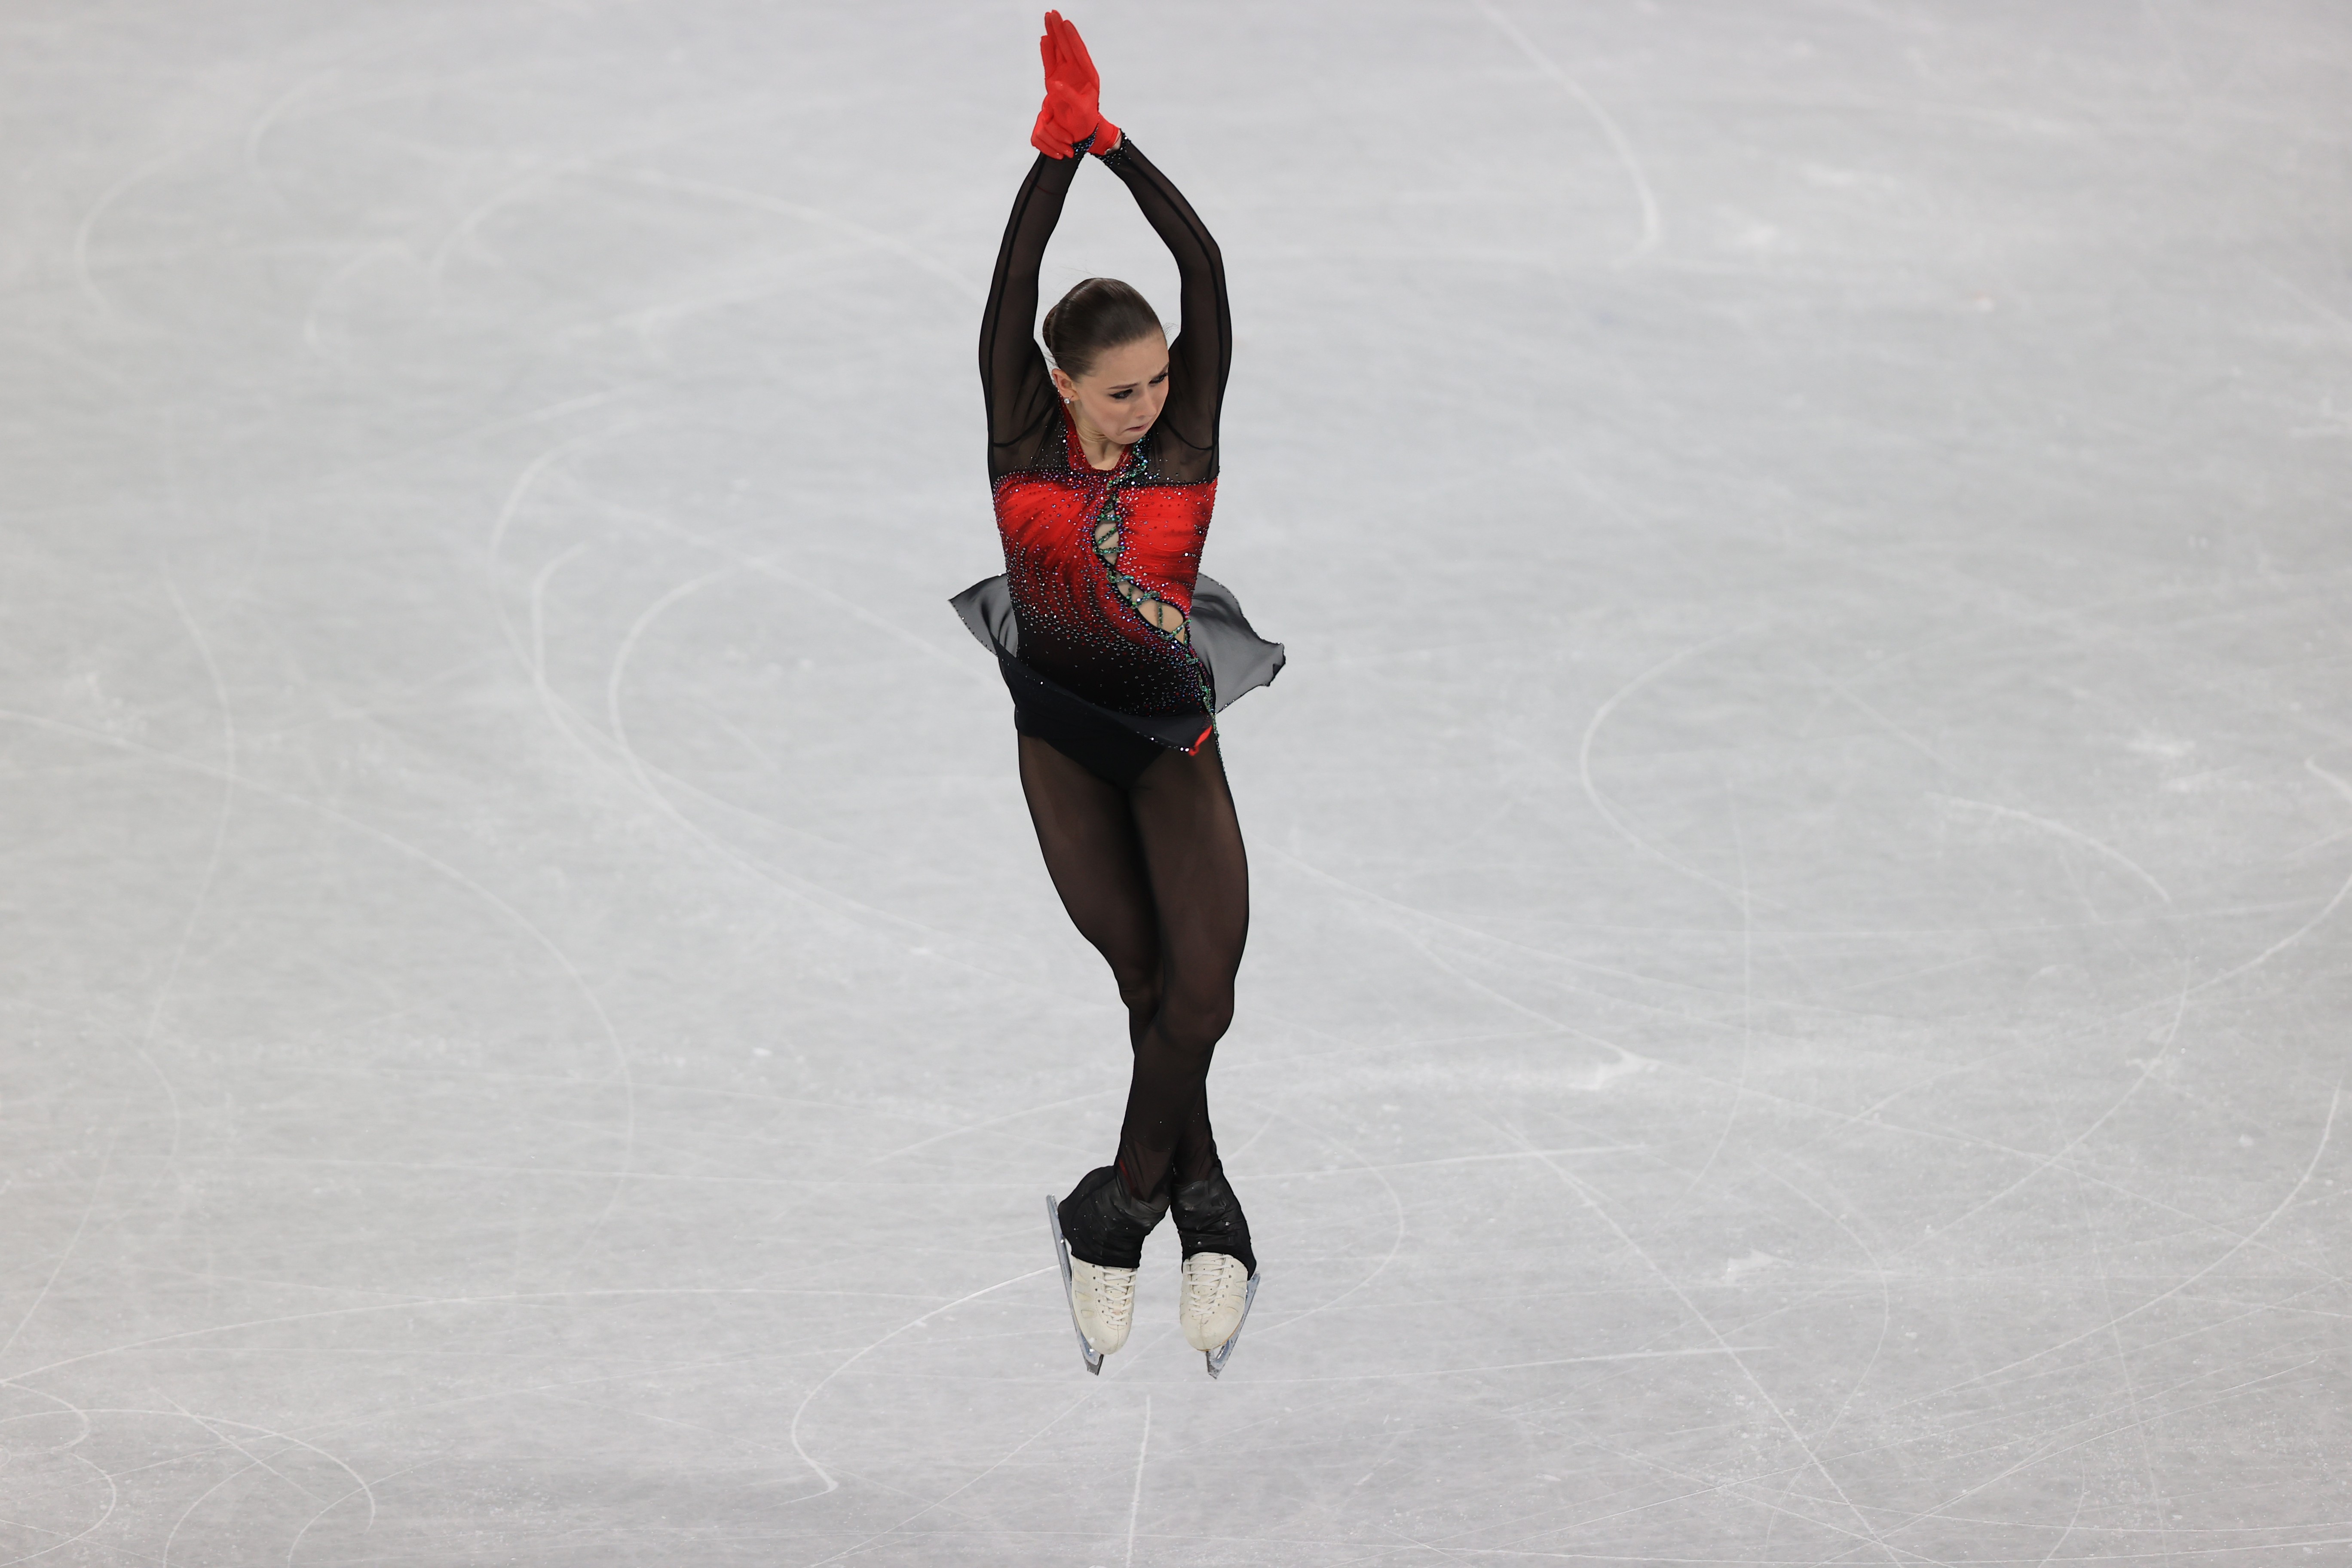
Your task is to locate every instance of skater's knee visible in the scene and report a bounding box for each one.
[1113,964,1163,1022]
[1157,984,1233,1059]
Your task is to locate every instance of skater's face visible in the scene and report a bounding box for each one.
[1052,332,1170,449]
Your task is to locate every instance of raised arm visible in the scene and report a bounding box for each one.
[993,15,1230,482]
[1099,137,1230,480]
[980,148,1086,481]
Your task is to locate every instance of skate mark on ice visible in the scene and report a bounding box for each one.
[1930,793,2173,906]
[1475,0,1661,268]
[0,1144,114,1371]
[1654,1048,2094,1173]
[1268,840,1693,992]
[1124,1394,1151,1568]
[1578,631,1771,910]
[1361,906,1662,1084]
[1249,1144,1635,1182]
[865,1092,1111,1167]
[1781,1063,2327,1291]
[74,149,191,322]
[587,562,880,886]
[194,1152,974,1189]
[1337,1414,1879,1557]
[3,1297,945,1503]
[689,516,972,675]
[488,441,659,817]
[2259,262,2352,340]
[427,144,655,292]
[242,50,532,191]
[585,559,1069,1003]
[784,1266,1054,1498]
[1243,1345,1764,1384]
[129,573,237,1189]
[1286,933,2154,1203]
[1802,671,1960,775]
[494,478,1041,1003]
[264,1057,919,1132]
[1897,1084,2346,1417]
[2070,1119,2176,1568]
[619,171,986,304]
[0,1378,97,1455]
[162,1458,257,1568]
[1749,1162,1897,1522]
[490,456,999,976]
[1676,783,1753,1202]
[2178,760,2352,996]
[301,241,412,356]
[3,1446,120,1560]
[142,1403,379,1565]
[1881,1279,2343,1439]
[0,701,636,1297]
[486,555,649,1286]
[1218,1112,1279,1167]
[1513,1131,1905,1564]
[1248,1111,1404,1342]
[486,436,603,573]
[2024,1469,2092,1568]
[1878,763,2350,1256]
[1910,957,2192,1252]
[1877,1364,2327,1554]
[283,1463,433,1566]
[162,1395,328,1506]
[800,1388,1101,1567]
[9,1288,938,1383]
[604,561,735,797]
[242,65,357,181]
[601,494,974,676]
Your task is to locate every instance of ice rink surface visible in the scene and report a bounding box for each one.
[4,0,2350,1562]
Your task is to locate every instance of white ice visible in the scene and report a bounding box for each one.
[4,2,2350,1563]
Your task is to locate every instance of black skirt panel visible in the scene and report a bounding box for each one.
[951,573,1284,788]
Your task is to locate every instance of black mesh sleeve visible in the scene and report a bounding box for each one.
[1099,137,1229,484]
[979,135,1230,485]
[980,149,1087,482]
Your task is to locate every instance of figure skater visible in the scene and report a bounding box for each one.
[951,12,1283,1376]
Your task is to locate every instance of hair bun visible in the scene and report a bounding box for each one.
[1043,278,1162,379]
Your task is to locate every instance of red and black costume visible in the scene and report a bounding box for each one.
[952,133,1282,786]
[959,90,1268,1327]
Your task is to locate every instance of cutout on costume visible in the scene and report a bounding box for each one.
[1093,497,1190,646]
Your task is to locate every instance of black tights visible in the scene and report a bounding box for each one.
[1018,732,1249,1202]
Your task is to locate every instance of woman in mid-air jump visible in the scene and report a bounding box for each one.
[952,12,1283,1377]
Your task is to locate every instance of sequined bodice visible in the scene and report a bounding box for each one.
[979,135,1231,717]
[993,410,1215,714]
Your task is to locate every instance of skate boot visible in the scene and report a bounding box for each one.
[1171,1165,1261,1377]
[1047,1166,1168,1374]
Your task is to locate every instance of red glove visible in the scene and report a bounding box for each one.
[1029,10,1120,159]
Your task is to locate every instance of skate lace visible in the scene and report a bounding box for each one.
[1183,1254,1248,1318]
[1093,1266,1136,1316]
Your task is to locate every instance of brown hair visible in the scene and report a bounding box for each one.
[1042,277,1164,380]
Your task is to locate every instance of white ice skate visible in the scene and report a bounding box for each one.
[1180,1251,1260,1378]
[1046,1194,1138,1374]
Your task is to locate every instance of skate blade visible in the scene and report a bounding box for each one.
[1202,1270,1260,1380]
[1045,1195,1103,1376]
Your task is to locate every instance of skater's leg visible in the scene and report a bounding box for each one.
[1019,731,1219,1189]
[1021,732,1179,1356]
[1116,735,1249,1199]
[1017,735,1164,1041]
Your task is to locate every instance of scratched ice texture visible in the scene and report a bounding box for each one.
[2,0,2349,1563]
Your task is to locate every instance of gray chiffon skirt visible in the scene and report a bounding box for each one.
[950,573,1285,786]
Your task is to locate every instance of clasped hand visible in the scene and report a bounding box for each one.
[1030,10,1121,159]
